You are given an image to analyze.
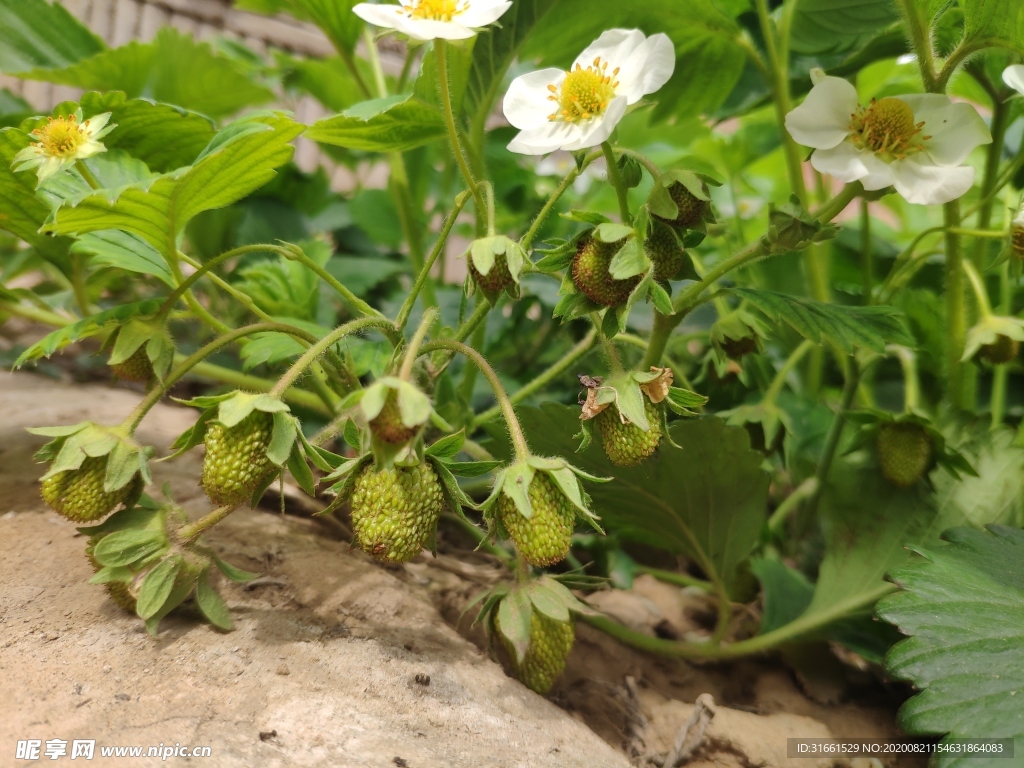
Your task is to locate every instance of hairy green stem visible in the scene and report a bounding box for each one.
[421,339,530,461]
[440,512,513,565]
[991,260,1011,428]
[398,307,438,381]
[520,150,602,251]
[860,199,873,302]
[179,505,236,543]
[943,201,969,410]
[271,317,398,397]
[962,259,993,318]
[895,0,937,91]
[767,477,819,536]
[189,361,329,415]
[158,244,280,320]
[971,98,1009,267]
[472,329,597,426]
[281,245,383,319]
[892,345,920,412]
[805,357,860,520]
[764,340,815,404]
[396,189,474,330]
[601,142,631,223]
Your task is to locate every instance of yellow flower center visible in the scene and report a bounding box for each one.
[407,0,462,21]
[31,115,90,158]
[547,58,619,123]
[849,97,928,160]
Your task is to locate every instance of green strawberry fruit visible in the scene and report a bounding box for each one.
[85,540,136,612]
[645,225,685,283]
[656,181,710,229]
[594,398,663,466]
[110,344,154,383]
[496,473,575,567]
[369,390,419,445]
[978,335,1019,365]
[350,462,445,564]
[41,455,138,522]
[202,410,275,507]
[470,252,514,295]
[497,609,575,695]
[572,234,640,307]
[876,422,933,488]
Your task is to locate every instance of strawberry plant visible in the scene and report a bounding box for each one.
[2,0,1024,753]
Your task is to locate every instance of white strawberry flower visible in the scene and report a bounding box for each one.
[502,29,675,155]
[1003,64,1024,96]
[785,70,991,205]
[12,108,114,186]
[353,0,511,41]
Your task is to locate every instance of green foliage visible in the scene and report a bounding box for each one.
[69,230,173,286]
[17,29,274,119]
[0,0,105,72]
[306,94,447,153]
[878,526,1024,764]
[960,0,1024,54]
[789,0,900,55]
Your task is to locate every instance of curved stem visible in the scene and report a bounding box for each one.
[396,189,474,331]
[454,299,491,343]
[158,244,279,320]
[618,148,662,182]
[596,316,625,375]
[75,160,100,190]
[811,182,861,222]
[271,317,397,397]
[860,199,873,302]
[521,149,602,250]
[281,245,383,319]
[398,307,438,381]
[767,477,819,536]
[123,323,315,432]
[764,340,814,404]
[472,328,597,426]
[69,253,91,317]
[892,345,920,412]
[804,356,860,520]
[962,259,993,318]
[421,339,530,461]
[436,41,487,233]
[971,98,1009,267]
[991,260,1011,429]
[178,505,236,543]
[0,299,73,327]
[189,360,329,416]
[601,142,630,223]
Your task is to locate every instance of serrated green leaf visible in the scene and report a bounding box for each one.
[92,529,164,567]
[71,229,173,286]
[961,0,1024,56]
[732,288,913,354]
[306,94,446,153]
[195,571,234,631]
[789,0,900,56]
[878,526,1024,765]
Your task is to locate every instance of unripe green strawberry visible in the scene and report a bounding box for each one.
[656,181,710,229]
[470,252,514,295]
[497,609,575,695]
[876,423,933,488]
[369,390,419,445]
[41,455,137,522]
[85,541,136,612]
[202,410,275,507]
[110,345,153,383]
[645,225,685,283]
[978,335,1019,365]
[496,473,575,567]
[594,398,663,466]
[350,462,445,563]
[572,234,640,307]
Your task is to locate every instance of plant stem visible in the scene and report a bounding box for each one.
[962,260,994,318]
[179,505,236,543]
[811,182,861,222]
[472,328,597,426]
[582,583,894,659]
[990,259,1011,428]
[520,149,602,250]
[943,200,969,410]
[635,565,713,591]
[281,245,384,319]
[971,98,1009,267]
[454,299,490,342]
[804,356,860,520]
[396,189,474,330]
[764,340,814,404]
[74,160,101,190]
[69,253,91,316]
[601,142,631,223]
[271,317,396,397]
[421,339,530,461]
[0,299,72,327]
[158,244,281,320]
[860,199,873,302]
[892,345,920,412]
[767,477,819,536]
[441,512,513,565]
[398,307,438,381]
[895,0,937,91]
[190,361,329,415]
[596,317,625,375]
[123,323,315,432]
[389,156,436,308]
[436,41,487,234]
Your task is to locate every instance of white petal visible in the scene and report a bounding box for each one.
[37,156,67,184]
[507,123,579,155]
[890,158,975,205]
[392,16,476,40]
[561,96,628,150]
[456,0,512,27]
[574,29,646,71]
[352,3,403,30]
[1002,65,1024,96]
[810,141,894,189]
[503,69,564,130]
[76,140,107,160]
[905,99,991,166]
[785,76,858,149]
[616,33,675,103]
[82,111,111,137]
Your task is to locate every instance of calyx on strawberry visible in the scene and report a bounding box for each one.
[650,170,717,231]
[465,235,527,302]
[31,421,151,522]
[172,391,305,508]
[480,454,605,567]
[571,231,642,307]
[710,308,766,362]
[644,221,687,283]
[105,319,175,383]
[473,576,596,695]
[577,368,706,466]
[962,315,1024,365]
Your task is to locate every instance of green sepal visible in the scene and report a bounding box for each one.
[136,555,183,620]
[215,556,260,583]
[444,460,502,477]
[92,528,166,567]
[665,386,709,416]
[195,570,233,631]
[287,443,317,497]
[496,587,533,664]
[561,209,610,225]
[428,455,475,520]
[500,461,536,520]
[88,565,134,585]
[760,195,838,255]
[267,411,299,467]
[425,429,465,459]
[250,466,281,507]
[165,407,217,460]
[607,236,649,281]
[573,418,595,453]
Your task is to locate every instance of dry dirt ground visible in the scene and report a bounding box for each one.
[0,372,924,767]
